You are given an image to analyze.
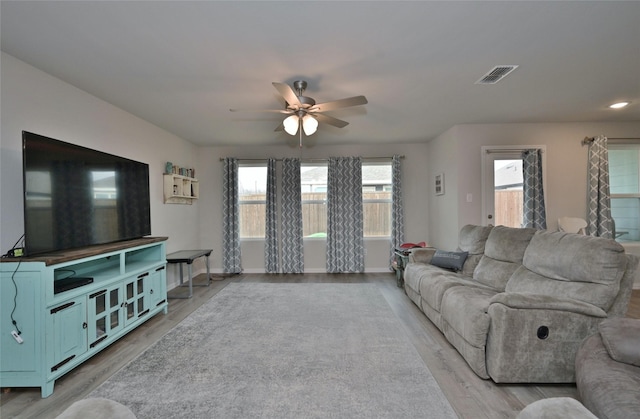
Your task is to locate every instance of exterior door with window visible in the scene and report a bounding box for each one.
[482,150,523,227]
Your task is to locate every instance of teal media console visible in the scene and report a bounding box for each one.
[0,237,168,398]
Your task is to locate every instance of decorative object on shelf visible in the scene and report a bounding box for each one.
[435,173,445,195]
[166,162,195,178]
[163,173,199,205]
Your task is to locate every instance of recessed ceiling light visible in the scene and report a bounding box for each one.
[609,102,630,109]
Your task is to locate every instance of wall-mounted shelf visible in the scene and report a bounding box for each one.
[163,174,199,205]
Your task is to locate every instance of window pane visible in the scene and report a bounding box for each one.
[609,148,640,194]
[610,145,640,243]
[363,163,392,237]
[239,166,267,238]
[301,165,327,237]
[612,198,640,242]
[363,201,390,236]
[494,160,523,228]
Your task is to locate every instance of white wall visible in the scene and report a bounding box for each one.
[426,122,640,251]
[426,126,460,251]
[1,53,200,287]
[4,52,637,280]
[196,142,430,273]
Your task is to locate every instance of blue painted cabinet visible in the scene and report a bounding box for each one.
[49,296,88,374]
[0,238,168,397]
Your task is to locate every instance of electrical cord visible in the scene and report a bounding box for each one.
[10,259,23,336]
[3,234,26,335]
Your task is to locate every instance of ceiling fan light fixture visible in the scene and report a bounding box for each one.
[283,115,299,135]
[609,101,630,109]
[302,115,318,136]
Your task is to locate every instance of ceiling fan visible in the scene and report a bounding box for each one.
[230,80,368,141]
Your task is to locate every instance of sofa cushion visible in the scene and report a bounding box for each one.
[430,250,468,271]
[457,224,493,277]
[599,318,640,367]
[516,398,598,419]
[409,247,436,264]
[473,225,537,291]
[419,270,487,313]
[440,286,497,347]
[522,230,627,285]
[507,231,627,310]
[576,333,640,419]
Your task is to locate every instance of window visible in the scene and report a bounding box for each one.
[609,145,640,242]
[482,149,525,227]
[301,164,328,237]
[238,165,267,238]
[492,159,523,228]
[362,163,392,237]
[300,162,392,238]
[238,161,393,239]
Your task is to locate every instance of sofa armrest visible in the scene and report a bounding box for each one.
[409,248,436,264]
[486,293,608,382]
[489,292,607,318]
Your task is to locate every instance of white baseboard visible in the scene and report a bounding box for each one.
[240,268,393,274]
[168,267,394,286]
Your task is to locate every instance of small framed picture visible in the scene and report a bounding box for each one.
[435,173,445,195]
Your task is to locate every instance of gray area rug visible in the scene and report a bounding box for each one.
[90,283,457,418]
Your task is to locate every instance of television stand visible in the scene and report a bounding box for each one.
[0,237,168,398]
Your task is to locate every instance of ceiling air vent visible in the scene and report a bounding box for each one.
[475,65,518,84]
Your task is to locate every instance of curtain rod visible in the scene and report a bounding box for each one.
[219,155,405,162]
[485,148,544,154]
[582,136,640,146]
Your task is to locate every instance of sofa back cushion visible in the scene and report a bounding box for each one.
[473,225,537,291]
[456,224,493,277]
[506,230,627,310]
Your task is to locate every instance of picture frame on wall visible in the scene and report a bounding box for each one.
[435,173,445,195]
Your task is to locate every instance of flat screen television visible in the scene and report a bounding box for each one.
[22,131,151,256]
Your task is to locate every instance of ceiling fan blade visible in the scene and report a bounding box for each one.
[230,108,292,114]
[310,95,368,112]
[313,113,349,128]
[274,122,284,132]
[272,82,301,108]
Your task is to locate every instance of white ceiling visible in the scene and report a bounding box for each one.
[2,1,639,147]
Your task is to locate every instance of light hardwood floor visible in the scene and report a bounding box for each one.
[1,273,638,419]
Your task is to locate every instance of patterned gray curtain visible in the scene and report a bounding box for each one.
[264,158,279,273]
[522,149,547,229]
[587,135,614,238]
[390,155,405,264]
[327,157,364,273]
[222,158,242,273]
[281,158,304,273]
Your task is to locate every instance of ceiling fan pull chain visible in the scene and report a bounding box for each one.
[299,119,303,148]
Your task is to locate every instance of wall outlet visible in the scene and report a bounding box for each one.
[466,193,473,203]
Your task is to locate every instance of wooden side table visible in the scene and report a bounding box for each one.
[166,249,212,299]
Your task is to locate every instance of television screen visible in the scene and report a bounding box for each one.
[22,131,151,256]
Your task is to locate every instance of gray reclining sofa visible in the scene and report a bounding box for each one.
[404,224,638,383]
